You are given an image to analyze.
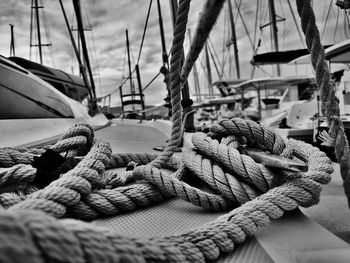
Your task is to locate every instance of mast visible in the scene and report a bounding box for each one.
[59,0,93,99]
[72,0,97,99]
[135,64,145,118]
[30,0,51,64]
[168,0,194,132]
[268,0,281,76]
[9,24,15,57]
[227,0,240,79]
[187,29,201,102]
[157,0,168,67]
[157,0,171,113]
[34,0,43,64]
[204,43,213,98]
[125,29,134,98]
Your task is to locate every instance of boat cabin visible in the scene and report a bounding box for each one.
[219,76,317,121]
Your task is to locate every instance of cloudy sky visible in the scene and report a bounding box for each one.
[0,0,347,106]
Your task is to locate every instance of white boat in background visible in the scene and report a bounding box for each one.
[0,55,108,147]
[214,76,318,142]
[290,38,350,142]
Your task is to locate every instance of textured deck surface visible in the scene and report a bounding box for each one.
[92,121,350,262]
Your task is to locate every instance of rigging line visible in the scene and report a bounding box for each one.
[130,44,136,67]
[142,71,161,91]
[256,65,273,77]
[104,67,137,97]
[207,40,223,80]
[120,68,136,89]
[233,0,254,50]
[82,1,102,94]
[321,1,332,41]
[208,38,223,73]
[120,46,127,85]
[220,47,230,78]
[286,0,306,48]
[335,7,340,43]
[281,21,294,45]
[137,0,153,64]
[221,5,227,72]
[41,2,55,67]
[253,0,260,52]
[233,0,242,24]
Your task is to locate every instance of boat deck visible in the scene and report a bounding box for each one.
[90,119,350,262]
[3,118,350,262]
[95,121,168,153]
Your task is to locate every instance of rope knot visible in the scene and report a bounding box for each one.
[50,123,94,158]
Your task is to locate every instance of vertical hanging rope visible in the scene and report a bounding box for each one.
[181,0,225,82]
[296,0,350,206]
[150,0,192,168]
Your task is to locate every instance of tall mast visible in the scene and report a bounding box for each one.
[227,0,240,79]
[9,24,15,57]
[34,0,43,64]
[125,29,134,97]
[268,0,281,76]
[157,0,168,67]
[72,0,96,99]
[59,0,93,99]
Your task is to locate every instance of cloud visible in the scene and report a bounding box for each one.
[0,0,347,107]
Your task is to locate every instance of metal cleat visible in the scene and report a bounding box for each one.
[243,148,308,172]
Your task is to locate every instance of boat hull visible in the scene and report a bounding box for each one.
[0,56,74,119]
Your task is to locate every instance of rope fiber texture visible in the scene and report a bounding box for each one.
[0,118,333,262]
[0,0,339,262]
[296,0,350,207]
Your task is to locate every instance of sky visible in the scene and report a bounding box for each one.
[0,0,348,106]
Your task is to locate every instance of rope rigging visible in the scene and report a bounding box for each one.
[0,0,347,262]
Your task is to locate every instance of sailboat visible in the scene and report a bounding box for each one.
[0,1,350,262]
[0,0,108,147]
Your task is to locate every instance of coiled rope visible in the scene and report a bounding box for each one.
[0,0,339,262]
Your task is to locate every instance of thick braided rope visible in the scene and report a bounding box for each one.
[51,122,95,158]
[9,140,112,217]
[190,132,274,191]
[150,0,191,168]
[296,0,350,206]
[0,123,94,168]
[60,154,180,220]
[0,123,96,202]
[181,0,225,82]
[0,165,36,192]
[0,130,333,262]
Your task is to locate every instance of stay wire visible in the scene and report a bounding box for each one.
[137,0,153,64]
